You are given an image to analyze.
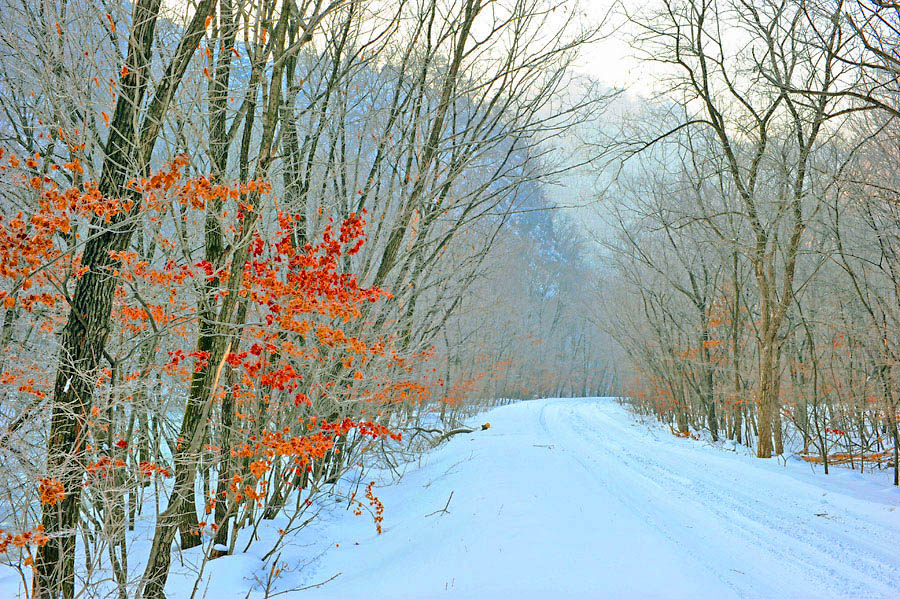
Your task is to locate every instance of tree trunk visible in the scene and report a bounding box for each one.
[757,337,777,458]
[34,2,213,595]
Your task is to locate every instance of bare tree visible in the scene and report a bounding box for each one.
[624,0,846,456]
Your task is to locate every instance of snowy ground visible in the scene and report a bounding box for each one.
[5,398,900,598]
[209,397,900,598]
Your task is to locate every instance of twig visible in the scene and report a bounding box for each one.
[425,491,454,517]
[268,572,342,596]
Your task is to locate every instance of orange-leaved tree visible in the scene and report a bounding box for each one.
[0,153,438,599]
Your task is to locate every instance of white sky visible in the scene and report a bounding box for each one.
[571,0,670,97]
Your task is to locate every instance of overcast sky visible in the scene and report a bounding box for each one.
[579,0,671,97]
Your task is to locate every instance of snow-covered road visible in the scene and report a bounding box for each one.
[216,398,900,598]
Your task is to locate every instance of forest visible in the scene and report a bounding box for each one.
[0,0,897,597]
[603,0,900,480]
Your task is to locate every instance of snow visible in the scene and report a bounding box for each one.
[221,398,900,598]
[4,398,900,598]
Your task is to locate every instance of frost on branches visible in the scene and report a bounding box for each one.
[0,153,447,599]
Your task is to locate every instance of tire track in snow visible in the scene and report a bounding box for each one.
[575,401,900,597]
[540,398,900,599]
[540,400,756,598]
[579,402,900,596]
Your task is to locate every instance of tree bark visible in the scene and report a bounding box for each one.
[34,2,213,596]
